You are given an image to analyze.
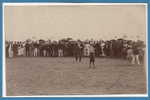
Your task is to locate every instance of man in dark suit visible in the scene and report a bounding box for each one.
[74,42,84,62]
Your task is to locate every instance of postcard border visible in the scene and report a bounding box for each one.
[0,0,149,100]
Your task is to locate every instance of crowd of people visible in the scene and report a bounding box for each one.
[5,38,146,65]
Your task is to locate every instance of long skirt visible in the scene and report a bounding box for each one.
[8,50,13,58]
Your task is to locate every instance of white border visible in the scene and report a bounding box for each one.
[145,3,148,96]
[3,3,148,6]
[3,2,6,97]
[2,3,149,97]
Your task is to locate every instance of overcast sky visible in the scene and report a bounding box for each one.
[4,4,146,41]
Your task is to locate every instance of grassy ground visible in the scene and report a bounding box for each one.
[6,57,147,96]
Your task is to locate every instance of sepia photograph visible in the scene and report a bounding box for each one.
[3,3,148,97]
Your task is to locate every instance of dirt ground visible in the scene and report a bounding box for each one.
[5,57,147,96]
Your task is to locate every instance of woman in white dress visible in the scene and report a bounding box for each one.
[18,44,24,56]
[18,45,21,56]
[101,42,105,56]
[8,43,13,58]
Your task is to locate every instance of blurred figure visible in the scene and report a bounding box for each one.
[84,42,90,57]
[101,41,105,56]
[33,41,39,57]
[74,42,83,62]
[29,42,34,56]
[89,43,95,68]
[8,42,13,58]
[132,44,140,65]
[25,42,30,56]
[6,41,9,57]
[126,46,134,64]
[18,43,24,56]
[13,41,18,57]
[58,41,64,57]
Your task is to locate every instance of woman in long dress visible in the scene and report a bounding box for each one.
[8,43,13,58]
[18,45,21,56]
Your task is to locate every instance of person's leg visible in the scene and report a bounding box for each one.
[46,50,48,56]
[76,55,78,62]
[44,50,46,57]
[9,50,13,58]
[28,49,30,56]
[89,59,92,68]
[52,50,54,57]
[27,50,29,56]
[28,48,30,56]
[58,49,61,57]
[35,49,37,56]
[127,53,131,63]
[54,50,56,57]
[33,49,35,56]
[131,55,135,64]
[62,49,64,57]
[135,55,140,65]
[50,49,52,56]
[49,50,51,57]
[31,49,33,57]
[37,49,39,56]
[29,48,31,57]
[93,59,95,68]
[26,49,28,56]
[8,49,11,58]
[60,49,63,57]
[79,55,81,62]
[40,50,42,56]
[34,49,36,56]
[75,53,78,62]
[60,49,62,57]
[41,50,43,56]
[34,48,37,56]
[102,47,105,56]
[45,50,47,57]
[26,49,27,56]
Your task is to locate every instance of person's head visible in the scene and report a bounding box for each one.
[89,42,94,46]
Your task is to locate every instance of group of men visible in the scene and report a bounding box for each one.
[5,38,145,67]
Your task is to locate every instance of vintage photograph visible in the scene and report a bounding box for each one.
[3,3,148,96]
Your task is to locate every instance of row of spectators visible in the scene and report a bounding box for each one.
[5,38,145,64]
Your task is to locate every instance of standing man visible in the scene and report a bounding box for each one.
[74,41,83,62]
[126,45,134,64]
[89,43,95,68]
[13,41,18,57]
[78,42,84,62]
[58,41,64,57]
[74,42,79,62]
[25,42,30,56]
[132,44,140,65]
[84,42,90,57]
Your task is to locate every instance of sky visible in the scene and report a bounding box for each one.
[4,4,147,41]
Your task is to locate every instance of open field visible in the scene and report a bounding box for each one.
[5,57,147,96]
